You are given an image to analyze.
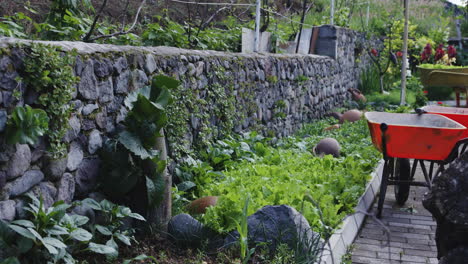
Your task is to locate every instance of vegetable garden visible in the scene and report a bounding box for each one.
[0,0,467,263]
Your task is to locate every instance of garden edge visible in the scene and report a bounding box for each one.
[320,159,385,264]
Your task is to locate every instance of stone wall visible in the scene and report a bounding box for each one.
[0,25,373,220]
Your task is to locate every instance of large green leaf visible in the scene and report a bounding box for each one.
[88,242,117,255]
[5,105,49,145]
[151,75,179,102]
[118,131,159,160]
[70,228,92,241]
[8,225,35,240]
[146,175,165,209]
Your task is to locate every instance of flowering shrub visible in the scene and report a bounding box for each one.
[420,43,456,65]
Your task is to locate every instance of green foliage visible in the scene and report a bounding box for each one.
[99,75,174,210]
[0,194,126,263]
[21,43,79,158]
[234,196,255,264]
[5,105,49,145]
[81,198,145,258]
[0,12,31,38]
[142,16,241,52]
[359,66,381,95]
[418,64,467,69]
[196,119,380,236]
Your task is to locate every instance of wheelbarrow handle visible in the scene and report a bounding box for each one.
[415,108,427,115]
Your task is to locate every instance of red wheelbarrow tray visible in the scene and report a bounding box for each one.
[422,105,468,138]
[365,112,466,161]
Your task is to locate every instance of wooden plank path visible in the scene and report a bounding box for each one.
[351,165,439,264]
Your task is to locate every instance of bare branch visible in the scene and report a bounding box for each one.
[200,6,228,30]
[87,0,147,42]
[83,0,109,42]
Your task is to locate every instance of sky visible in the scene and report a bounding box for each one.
[447,0,465,6]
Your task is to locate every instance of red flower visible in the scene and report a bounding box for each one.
[447,45,457,58]
[396,51,403,58]
[435,44,445,61]
[421,52,428,62]
[371,48,378,56]
[423,90,428,94]
[424,43,432,56]
[437,101,443,105]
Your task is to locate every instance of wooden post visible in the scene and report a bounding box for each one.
[400,0,409,105]
[148,129,171,233]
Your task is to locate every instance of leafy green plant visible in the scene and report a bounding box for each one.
[21,43,79,158]
[5,105,49,145]
[234,196,255,264]
[2,194,116,263]
[198,119,380,235]
[99,75,175,210]
[81,199,145,258]
[0,194,146,263]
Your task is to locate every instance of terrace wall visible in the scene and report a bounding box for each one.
[0,25,374,220]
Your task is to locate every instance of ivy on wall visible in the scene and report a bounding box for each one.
[20,44,79,158]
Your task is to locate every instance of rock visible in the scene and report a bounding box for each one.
[75,158,100,196]
[15,198,26,219]
[44,156,67,181]
[116,106,128,123]
[64,115,81,143]
[94,59,111,78]
[81,119,96,131]
[144,54,157,73]
[98,77,114,103]
[187,196,218,214]
[0,200,16,221]
[0,71,19,91]
[67,141,83,171]
[115,70,130,94]
[7,170,44,197]
[0,171,5,190]
[224,205,321,253]
[78,60,99,100]
[195,61,204,77]
[31,138,46,163]
[95,112,107,129]
[168,214,207,246]
[113,57,128,74]
[6,144,31,180]
[57,173,75,203]
[423,152,468,259]
[0,56,12,71]
[88,129,102,154]
[34,182,57,208]
[314,138,341,157]
[131,70,148,91]
[0,110,6,132]
[340,109,362,123]
[82,104,99,116]
[0,91,2,106]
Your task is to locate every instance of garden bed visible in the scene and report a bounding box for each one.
[173,116,381,262]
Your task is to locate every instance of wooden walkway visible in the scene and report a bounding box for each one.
[351,165,439,264]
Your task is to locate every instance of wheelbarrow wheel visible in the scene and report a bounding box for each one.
[394,158,411,206]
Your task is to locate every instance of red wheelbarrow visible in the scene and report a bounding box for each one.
[365,111,468,218]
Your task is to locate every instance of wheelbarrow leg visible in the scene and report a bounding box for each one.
[377,159,390,218]
[456,92,461,107]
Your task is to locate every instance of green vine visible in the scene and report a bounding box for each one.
[21,44,79,158]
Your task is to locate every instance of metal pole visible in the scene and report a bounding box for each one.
[366,1,370,28]
[400,0,409,105]
[254,0,261,52]
[330,0,334,25]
